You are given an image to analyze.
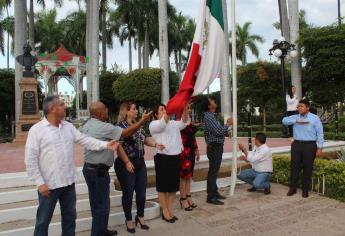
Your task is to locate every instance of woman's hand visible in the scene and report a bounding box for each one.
[125,161,135,173]
[156,143,165,151]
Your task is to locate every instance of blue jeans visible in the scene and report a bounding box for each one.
[114,158,147,221]
[83,164,110,236]
[34,183,76,236]
[237,168,271,189]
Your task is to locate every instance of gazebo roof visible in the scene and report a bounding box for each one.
[37,44,86,64]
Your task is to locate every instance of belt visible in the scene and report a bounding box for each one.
[294,140,316,144]
[85,163,110,171]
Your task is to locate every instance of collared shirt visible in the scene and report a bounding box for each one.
[149,117,188,155]
[286,95,299,111]
[203,111,229,144]
[118,120,146,160]
[246,144,273,173]
[25,118,108,190]
[282,112,324,148]
[80,118,123,167]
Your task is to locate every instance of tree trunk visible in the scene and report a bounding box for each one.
[143,24,150,68]
[178,49,182,80]
[101,0,107,71]
[288,0,302,99]
[278,0,290,42]
[220,0,232,121]
[6,5,10,70]
[158,0,170,104]
[262,105,267,132]
[174,49,179,81]
[91,0,100,101]
[14,1,27,123]
[138,42,142,69]
[86,0,92,107]
[29,0,35,49]
[128,35,132,72]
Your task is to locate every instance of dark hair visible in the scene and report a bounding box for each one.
[201,97,217,112]
[152,103,166,120]
[255,132,266,144]
[42,95,59,115]
[287,86,295,99]
[299,99,310,107]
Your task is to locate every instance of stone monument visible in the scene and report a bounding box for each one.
[14,43,40,143]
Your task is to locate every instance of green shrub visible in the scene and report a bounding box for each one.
[272,156,345,202]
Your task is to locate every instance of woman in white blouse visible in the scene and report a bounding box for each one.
[149,103,189,223]
[286,86,299,137]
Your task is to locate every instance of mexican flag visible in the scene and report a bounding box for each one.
[166,0,225,115]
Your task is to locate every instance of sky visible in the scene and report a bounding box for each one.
[0,0,343,94]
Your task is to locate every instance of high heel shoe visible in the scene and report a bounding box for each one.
[125,221,135,234]
[179,197,193,211]
[161,213,175,223]
[186,195,197,208]
[135,215,150,230]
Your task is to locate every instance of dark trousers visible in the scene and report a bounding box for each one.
[290,141,317,191]
[114,158,147,221]
[287,111,298,137]
[34,184,76,236]
[83,164,110,236]
[206,142,224,199]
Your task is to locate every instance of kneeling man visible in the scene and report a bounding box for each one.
[237,133,272,195]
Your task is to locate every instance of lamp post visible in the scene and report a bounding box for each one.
[246,99,252,151]
[269,37,298,138]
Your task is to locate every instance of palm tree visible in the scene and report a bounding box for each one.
[0,0,12,69]
[100,0,109,71]
[230,22,264,65]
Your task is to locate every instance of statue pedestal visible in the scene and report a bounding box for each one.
[14,77,41,144]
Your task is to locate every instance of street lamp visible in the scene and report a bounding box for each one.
[269,37,298,138]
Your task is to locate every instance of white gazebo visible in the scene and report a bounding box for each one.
[34,44,88,120]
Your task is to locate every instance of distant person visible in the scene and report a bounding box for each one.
[283,99,324,198]
[149,103,189,223]
[286,86,299,137]
[238,133,273,195]
[202,97,233,205]
[115,102,164,233]
[80,101,152,236]
[179,103,200,211]
[25,96,119,236]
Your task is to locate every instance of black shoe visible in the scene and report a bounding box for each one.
[179,197,193,211]
[206,198,224,205]
[302,190,309,198]
[264,187,271,195]
[172,215,178,221]
[216,192,226,200]
[135,215,149,230]
[161,213,175,223]
[186,194,197,208]
[106,229,118,236]
[287,188,297,196]
[125,221,135,234]
[247,187,257,192]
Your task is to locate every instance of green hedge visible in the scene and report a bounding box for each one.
[272,156,345,202]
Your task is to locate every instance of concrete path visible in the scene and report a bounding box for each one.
[77,184,345,236]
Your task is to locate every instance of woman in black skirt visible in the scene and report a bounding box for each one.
[149,103,189,223]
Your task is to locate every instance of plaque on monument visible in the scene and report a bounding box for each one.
[22,91,37,115]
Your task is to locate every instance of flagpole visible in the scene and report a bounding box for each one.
[229,0,238,196]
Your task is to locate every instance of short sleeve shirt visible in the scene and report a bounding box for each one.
[80,118,123,167]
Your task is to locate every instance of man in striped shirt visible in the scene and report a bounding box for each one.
[203,97,233,205]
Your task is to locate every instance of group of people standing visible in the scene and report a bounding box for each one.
[25,89,324,236]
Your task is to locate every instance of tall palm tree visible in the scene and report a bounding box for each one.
[0,0,12,69]
[158,0,169,104]
[100,0,109,71]
[230,22,264,65]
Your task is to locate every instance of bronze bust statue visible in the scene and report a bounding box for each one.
[16,43,38,77]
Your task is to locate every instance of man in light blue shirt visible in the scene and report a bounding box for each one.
[282,99,324,198]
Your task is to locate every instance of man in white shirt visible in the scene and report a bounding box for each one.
[25,96,119,236]
[237,133,273,195]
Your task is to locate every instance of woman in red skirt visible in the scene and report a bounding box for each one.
[179,104,200,211]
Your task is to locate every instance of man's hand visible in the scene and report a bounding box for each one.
[238,143,246,151]
[296,120,309,124]
[125,161,135,173]
[140,110,153,123]
[316,148,323,157]
[107,140,119,151]
[239,155,247,161]
[226,118,233,126]
[156,143,165,151]
[196,149,200,161]
[38,184,50,197]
